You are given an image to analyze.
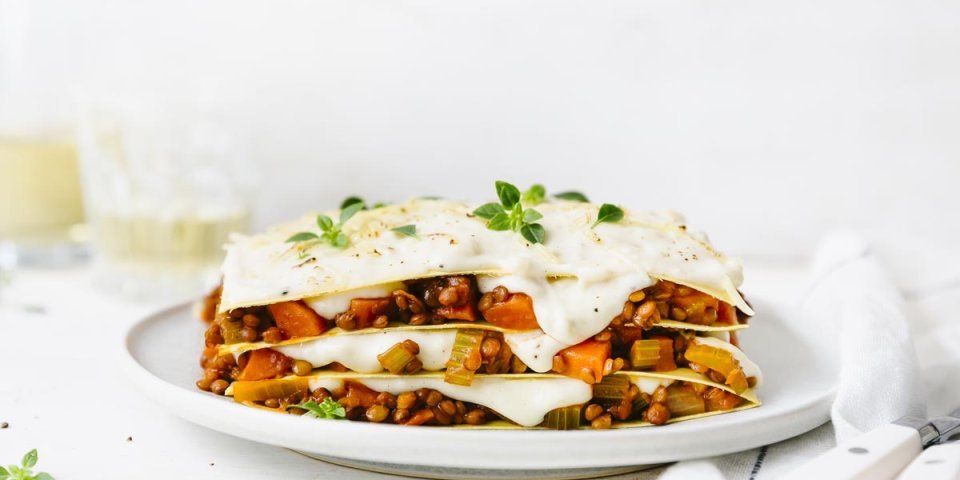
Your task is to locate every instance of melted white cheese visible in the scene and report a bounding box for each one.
[273,329,457,373]
[502,329,569,373]
[631,377,675,394]
[694,336,763,385]
[221,199,751,353]
[307,375,592,427]
[304,282,405,319]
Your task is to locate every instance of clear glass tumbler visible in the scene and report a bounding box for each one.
[77,99,254,302]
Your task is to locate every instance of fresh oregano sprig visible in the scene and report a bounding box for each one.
[390,224,418,238]
[290,398,347,420]
[341,196,388,210]
[474,181,546,244]
[0,449,54,480]
[554,191,589,202]
[592,203,624,228]
[286,202,364,252]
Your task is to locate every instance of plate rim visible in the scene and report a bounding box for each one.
[121,301,836,470]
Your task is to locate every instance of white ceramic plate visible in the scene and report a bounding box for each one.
[122,297,836,478]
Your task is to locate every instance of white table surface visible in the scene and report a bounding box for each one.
[0,262,816,479]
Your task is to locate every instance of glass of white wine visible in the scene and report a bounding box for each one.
[77,99,254,302]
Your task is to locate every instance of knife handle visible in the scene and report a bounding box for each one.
[897,443,960,480]
[782,424,923,480]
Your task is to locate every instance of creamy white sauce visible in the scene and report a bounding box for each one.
[306,375,592,427]
[304,282,405,319]
[221,202,751,347]
[502,329,570,373]
[630,377,675,394]
[273,329,457,373]
[478,273,652,347]
[694,336,763,385]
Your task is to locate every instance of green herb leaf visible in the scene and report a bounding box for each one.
[316,215,334,231]
[0,466,8,477]
[522,208,543,223]
[521,184,546,205]
[372,202,388,209]
[340,196,365,210]
[487,213,513,231]
[555,191,590,202]
[34,473,55,480]
[495,181,521,208]
[292,398,347,419]
[332,232,349,248]
[391,224,418,238]
[473,202,505,219]
[520,223,546,244]
[339,202,364,225]
[592,203,624,228]
[21,450,36,469]
[286,232,320,243]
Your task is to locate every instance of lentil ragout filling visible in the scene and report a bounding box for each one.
[198,275,758,429]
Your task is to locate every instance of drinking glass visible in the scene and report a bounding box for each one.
[77,99,254,302]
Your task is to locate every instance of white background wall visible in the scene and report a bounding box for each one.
[3,0,959,258]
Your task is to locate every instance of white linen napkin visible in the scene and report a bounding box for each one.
[629,230,931,480]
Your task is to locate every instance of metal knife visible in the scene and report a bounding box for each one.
[782,409,960,480]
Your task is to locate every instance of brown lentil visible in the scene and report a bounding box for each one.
[335,312,358,330]
[425,390,443,407]
[264,398,280,408]
[292,360,313,376]
[590,414,613,429]
[263,327,284,344]
[393,408,411,423]
[644,403,670,425]
[397,392,418,409]
[492,285,509,302]
[365,405,390,423]
[311,388,331,402]
[477,292,495,312]
[652,386,668,404]
[372,315,389,328]
[464,409,486,425]
[584,404,604,421]
[438,287,460,306]
[628,290,646,302]
[481,338,501,359]
[239,327,258,342]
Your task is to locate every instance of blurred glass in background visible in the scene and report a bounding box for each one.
[0,0,87,269]
[77,98,254,301]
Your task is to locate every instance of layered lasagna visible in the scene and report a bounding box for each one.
[197,194,760,429]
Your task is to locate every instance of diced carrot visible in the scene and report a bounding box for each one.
[481,293,539,330]
[340,381,379,409]
[557,340,611,384]
[268,301,326,339]
[348,298,393,329]
[651,336,677,372]
[717,302,737,325]
[238,349,293,381]
[434,302,480,322]
[704,387,743,411]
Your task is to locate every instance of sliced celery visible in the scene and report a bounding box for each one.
[220,319,245,344]
[232,378,310,403]
[593,374,630,407]
[444,329,485,386]
[684,344,738,377]
[726,367,748,394]
[542,405,582,430]
[377,342,417,374]
[629,339,661,369]
[665,384,705,417]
